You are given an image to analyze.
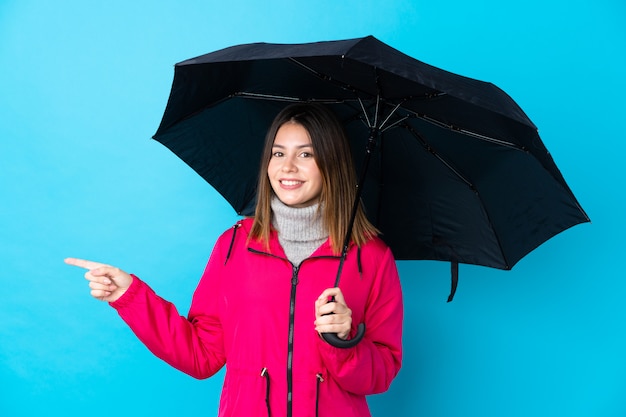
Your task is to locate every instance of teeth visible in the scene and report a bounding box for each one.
[281,180,302,186]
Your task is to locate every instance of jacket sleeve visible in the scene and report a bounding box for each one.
[315,245,403,395]
[110,234,230,380]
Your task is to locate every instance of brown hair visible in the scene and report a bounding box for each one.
[249,103,378,254]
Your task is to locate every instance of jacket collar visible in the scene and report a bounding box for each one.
[239,218,342,259]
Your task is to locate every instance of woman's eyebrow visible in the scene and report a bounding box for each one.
[272,143,313,149]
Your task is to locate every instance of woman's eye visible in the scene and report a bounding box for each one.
[272,151,284,157]
[300,152,313,158]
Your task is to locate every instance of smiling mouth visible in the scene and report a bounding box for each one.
[280,180,303,186]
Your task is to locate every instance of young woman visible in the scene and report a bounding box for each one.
[66,103,403,417]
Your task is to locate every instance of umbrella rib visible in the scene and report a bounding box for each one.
[415,113,523,150]
[379,102,405,131]
[381,115,410,132]
[233,91,351,104]
[234,92,301,102]
[404,123,474,189]
[287,57,364,96]
[456,127,522,149]
[358,97,373,128]
[373,95,380,128]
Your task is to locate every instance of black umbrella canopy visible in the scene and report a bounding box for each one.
[153,35,589,270]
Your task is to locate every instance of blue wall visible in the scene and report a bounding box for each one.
[1,1,624,416]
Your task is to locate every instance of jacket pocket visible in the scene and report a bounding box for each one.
[220,366,269,417]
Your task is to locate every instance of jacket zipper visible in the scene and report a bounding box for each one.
[248,247,299,416]
[315,373,324,417]
[248,247,339,416]
[286,263,300,417]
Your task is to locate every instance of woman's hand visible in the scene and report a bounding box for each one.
[65,258,133,303]
[314,287,352,340]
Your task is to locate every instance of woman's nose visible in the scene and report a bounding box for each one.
[281,156,297,172]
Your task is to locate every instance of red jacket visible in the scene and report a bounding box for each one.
[111,218,403,417]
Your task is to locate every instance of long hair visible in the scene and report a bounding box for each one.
[249,103,378,254]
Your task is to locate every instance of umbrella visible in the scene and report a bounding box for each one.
[152,36,589,345]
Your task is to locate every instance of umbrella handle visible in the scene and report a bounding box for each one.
[321,322,366,348]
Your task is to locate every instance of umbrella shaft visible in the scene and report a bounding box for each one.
[334,128,379,287]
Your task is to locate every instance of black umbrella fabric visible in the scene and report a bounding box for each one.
[153,35,588,288]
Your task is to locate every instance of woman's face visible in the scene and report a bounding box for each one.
[267,122,323,208]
